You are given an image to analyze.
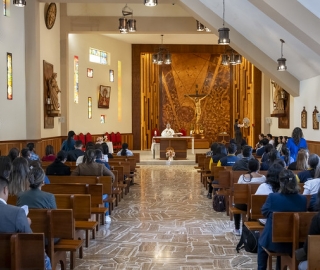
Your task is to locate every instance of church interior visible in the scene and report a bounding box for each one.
[1,0,320,269]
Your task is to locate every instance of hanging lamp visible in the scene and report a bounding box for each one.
[196,20,204,32]
[218,0,230,45]
[13,0,26,7]
[119,4,136,34]
[153,35,171,65]
[144,0,158,6]
[277,39,287,71]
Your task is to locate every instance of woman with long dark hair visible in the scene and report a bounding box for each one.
[279,145,293,167]
[232,159,266,235]
[42,145,56,162]
[8,148,20,162]
[8,157,30,195]
[17,167,56,209]
[117,143,133,156]
[61,130,76,151]
[286,127,308,161]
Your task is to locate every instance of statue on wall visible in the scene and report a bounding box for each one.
[272,81,287,114]
[47,72,61,112]
[313,106,319,130]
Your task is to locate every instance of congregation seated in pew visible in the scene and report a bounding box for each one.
[258,169,307,270]
[42,144,56,162]
[9,157,29,195]
[0,175,52,269]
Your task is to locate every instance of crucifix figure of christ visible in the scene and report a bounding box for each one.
[184,85,211,125]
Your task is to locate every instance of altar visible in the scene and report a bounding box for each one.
[153,136,194,160]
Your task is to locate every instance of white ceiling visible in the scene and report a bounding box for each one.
[42,0,320,96]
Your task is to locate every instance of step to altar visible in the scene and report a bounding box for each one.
[188,139,210,149]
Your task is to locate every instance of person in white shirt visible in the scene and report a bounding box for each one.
[303,166,320,195]
[267,133,274,145]
[161,123,175,137]
[233,159,266,235]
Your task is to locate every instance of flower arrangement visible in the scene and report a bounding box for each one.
[166,149,175,162]
[96,136,109,144]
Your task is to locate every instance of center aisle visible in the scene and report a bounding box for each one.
[75,165,257,269]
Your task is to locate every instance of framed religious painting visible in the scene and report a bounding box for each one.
[87,68,93,78]
[301,106,307,129]
[313,106,319,130]
[98,85,111,109]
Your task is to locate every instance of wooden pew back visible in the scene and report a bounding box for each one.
[308,235,320,269]
[55,194,91,220]
[0,233,12,269]
[11,233,45,269]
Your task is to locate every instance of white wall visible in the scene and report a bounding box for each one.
[293,75,320,141]
[39,3,61,138]
[264,75,320,141]
[68,34,132,135]
[0,3,27,140]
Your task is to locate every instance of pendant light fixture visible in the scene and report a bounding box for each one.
[119,4,136,33]
[144,0,158,6]
[152,35,171,65]
[277,39,287,71]
[13,0,26,7]
[221,54,229,65]
[218,0,230,45]
[235,54,242,64]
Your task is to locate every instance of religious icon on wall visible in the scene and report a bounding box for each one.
[87,68,93,78]
[301,107,307,129]
[98,85,111,109]
[313,106,319,130]
[109,70,114,82]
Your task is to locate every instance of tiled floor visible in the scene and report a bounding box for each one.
[71,152,258,270]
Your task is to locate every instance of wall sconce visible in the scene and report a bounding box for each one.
[277,39,287,71]
[13,0,26,7]
[144,0,157,6]
[265,117,273,125]
[119,4,136,33]
[218,0,230,45]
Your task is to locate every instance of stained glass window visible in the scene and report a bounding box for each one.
[3,0,7,16]
[89,48,107,65]
[88,97,92,119]
[74,56,79,103]
[7,53,12,100]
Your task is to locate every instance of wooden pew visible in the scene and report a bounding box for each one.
[228,183,260,221]
[195,153,206,165]
[308,235,320,269]
[46,176,113,218]
[55,194,98,247]
[11,233,45,269]
[262,212,316,270]
[0,233,45,270]
[29,209,83,270]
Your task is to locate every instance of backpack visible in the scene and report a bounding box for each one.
[213,194,226,212]
[236,225,260,253]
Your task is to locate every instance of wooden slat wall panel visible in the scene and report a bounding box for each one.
[307,140,320,156]
[232,59,262,147]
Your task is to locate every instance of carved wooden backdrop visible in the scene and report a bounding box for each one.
[232,59,262,147]
[161,53,230,144]
[140,53,231,149]
[135,45,261,150]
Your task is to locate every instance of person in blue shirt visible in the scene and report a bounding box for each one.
[286,127,308,161]
[95,149,111,169]
[61,130,76,151]
[217,143,239,167]
[279,145,294,166]
[27,142,40,161]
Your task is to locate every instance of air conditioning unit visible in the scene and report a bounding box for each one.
[316,113,320,122]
